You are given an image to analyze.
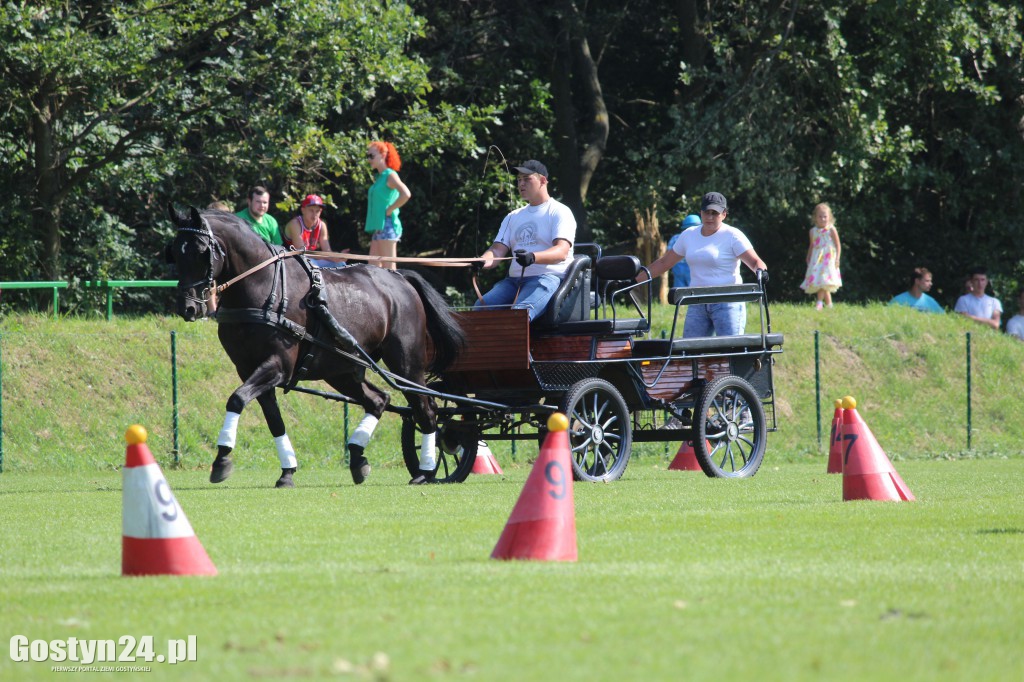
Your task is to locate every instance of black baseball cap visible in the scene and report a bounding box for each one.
[512,160,548,178]
[701,192,728,213]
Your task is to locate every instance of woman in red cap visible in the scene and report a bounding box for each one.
[283,194,344,268]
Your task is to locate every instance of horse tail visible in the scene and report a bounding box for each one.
[399,270,466,375]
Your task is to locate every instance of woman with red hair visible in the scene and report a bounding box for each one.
[364,141,411,269]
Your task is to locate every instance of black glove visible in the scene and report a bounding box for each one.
[757,268,769,284]
[514,250,536,268]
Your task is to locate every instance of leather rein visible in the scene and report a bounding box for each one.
[214,249,509,304]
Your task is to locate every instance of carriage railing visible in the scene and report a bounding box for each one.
[589,258,652,329]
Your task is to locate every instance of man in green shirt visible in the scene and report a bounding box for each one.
[235,185,282,245]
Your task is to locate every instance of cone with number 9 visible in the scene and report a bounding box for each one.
[122,425,217,576]
[491,413,577,561]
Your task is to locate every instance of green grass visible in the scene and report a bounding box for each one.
[1,462,1022,681]
[1,307,1022,679]
[1,302,1022,474]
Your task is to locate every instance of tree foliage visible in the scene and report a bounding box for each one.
[0,0,1021,313]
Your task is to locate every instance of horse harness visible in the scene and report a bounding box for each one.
[177,217,370,390]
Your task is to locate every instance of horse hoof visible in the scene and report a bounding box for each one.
[350,462,371,485]
[275,468,296,488]
[348,445,371,485]
[210,456,234,483]
[409,471,435,485]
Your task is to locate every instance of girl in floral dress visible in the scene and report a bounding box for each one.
[799,203,842,309]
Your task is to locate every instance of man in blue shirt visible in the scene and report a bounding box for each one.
[890,267,943,313]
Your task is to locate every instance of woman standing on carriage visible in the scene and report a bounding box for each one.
[283,194,345,269]
[365,141,411,270]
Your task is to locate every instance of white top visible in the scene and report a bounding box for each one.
[1006,314,1024,340]
[954,293,1002,320]
[495,198,576,277]
[669,223,754,287]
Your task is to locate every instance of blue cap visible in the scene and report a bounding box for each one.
[682,214,701,228]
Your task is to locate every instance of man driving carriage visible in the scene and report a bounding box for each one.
[474,160,577,321]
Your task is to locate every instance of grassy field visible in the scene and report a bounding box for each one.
[1,462,1022,681]
[1,306,1023,680]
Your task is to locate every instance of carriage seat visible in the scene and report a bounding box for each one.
[548,255,650,335]
[631,333,785,358]
[532,254,592,330]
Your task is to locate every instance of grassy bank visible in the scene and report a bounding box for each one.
[1,301,1022,473]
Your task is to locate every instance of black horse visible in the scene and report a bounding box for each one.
[166,205,465,487]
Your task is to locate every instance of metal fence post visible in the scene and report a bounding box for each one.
[815,330,822,450]
[0,332,4,473]
[966,332,972,451]
[171,331,180,465]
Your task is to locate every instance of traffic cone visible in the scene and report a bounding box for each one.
[826,399,843,474]
[839,397,915,502]
[491,413,577,562]
[471,441,503,475]
[668,440,702,471]
[122,425,218,576]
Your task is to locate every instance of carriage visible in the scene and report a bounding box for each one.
[390,247,785,483]
[168,207,783,487]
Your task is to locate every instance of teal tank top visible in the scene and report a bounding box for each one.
[364,169,402,236]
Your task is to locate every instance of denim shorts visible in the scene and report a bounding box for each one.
[371,216,401,241]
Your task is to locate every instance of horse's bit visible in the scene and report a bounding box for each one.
[176,216,225,318]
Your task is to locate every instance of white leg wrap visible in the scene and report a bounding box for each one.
[217,411,241,448]
[348,414,379,448]
[274,434,297,469]
[419,431,437,471]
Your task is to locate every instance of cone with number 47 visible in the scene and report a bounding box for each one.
[839,398,915,502]
[491,413,577,561]
[122,425,217,576]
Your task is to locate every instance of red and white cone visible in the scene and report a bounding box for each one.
[122,425,217,576]
[668,440,703,471]
[471,441,503,475]
[839,398,915,502]
[827,399,844,474]
[491,413,577,562]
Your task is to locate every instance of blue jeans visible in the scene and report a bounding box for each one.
[474,274,561,321]
[311,258,346,269]
[371,216,401,241]
[684,302,746,337]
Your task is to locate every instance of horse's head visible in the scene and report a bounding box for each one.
[167,203,226,321]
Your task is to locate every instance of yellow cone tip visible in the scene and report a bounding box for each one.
[834,398,843,409]
[125,424,148,445]
[841,396,857,410]
[547,412,569,432]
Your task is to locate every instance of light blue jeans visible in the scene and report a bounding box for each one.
[474,274,562,321]
[683,302,747,337]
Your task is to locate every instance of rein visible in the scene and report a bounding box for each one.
[214,249,509,303]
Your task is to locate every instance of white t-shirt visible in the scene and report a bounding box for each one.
[669,223,754,287]
[495,198,576,277]
[1006,314,1024,340]
[954,293,1002,320]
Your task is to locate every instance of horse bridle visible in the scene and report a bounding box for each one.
[175,215,226,317]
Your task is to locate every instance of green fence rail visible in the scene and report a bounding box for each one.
[0,281,69,320]
[82,280,178,320]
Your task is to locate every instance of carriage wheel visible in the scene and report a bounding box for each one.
[400,418,478,483]
[559,378,633,482]
[694,376,767,478]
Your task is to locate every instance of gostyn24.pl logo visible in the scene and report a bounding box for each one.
[10,635,197,665]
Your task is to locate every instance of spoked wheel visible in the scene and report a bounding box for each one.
[695,376,767,478]
[559,378,633,482]
[401,417,478,483]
